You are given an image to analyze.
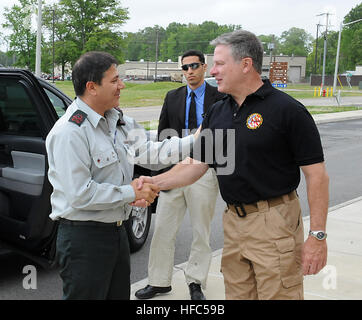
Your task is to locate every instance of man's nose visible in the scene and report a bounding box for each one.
[210,65,216,76]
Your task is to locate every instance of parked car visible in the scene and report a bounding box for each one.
[204,77,217,87]
[0,69,156,267]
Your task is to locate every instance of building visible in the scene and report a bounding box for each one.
[117,60,181,81]
[118,54,307,83]
[204,54,306,83]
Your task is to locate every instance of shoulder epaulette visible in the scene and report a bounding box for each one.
[69,110,88,127]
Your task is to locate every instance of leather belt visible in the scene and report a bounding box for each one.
[227,191,297,218]
[59,218,122,227]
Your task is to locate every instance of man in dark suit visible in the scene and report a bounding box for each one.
[135,50,224,300]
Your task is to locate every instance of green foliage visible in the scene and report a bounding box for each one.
[340,3,362,70]
[1,0,360,78]
[124,22,241,62]
[279,27,313,56]
[307,3,362,76]
[2,0,129,74]
[2,0,37,70]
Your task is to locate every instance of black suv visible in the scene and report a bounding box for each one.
[0,69,154,266]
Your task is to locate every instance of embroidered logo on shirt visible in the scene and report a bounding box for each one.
[69,110,87,127]
[246,113,263,130]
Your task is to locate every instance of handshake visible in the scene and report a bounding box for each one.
[130,176,158,208]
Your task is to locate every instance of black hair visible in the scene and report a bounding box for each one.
[72,51,119,96]
[181,50,205,64]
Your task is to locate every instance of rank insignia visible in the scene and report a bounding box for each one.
[69,110,87,126]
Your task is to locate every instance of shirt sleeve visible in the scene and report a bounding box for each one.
[286,104,324,166]
[46,126,135,211]
[126,120,194,170]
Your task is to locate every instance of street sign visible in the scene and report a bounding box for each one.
[269,62,288,86]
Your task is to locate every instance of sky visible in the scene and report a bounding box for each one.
[0,0,360,51]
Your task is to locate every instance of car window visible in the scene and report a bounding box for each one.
[43,87,66,117]
[0,78,42,137]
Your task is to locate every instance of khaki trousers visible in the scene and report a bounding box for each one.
[221,193,304,300]
[148,168,219,288]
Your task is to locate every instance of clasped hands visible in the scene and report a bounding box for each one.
[130,177,158,208]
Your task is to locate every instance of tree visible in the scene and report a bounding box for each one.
[279,27,313,56]
[2,0,37,70]
[124,22,240,62]
[258,34,281,55]
[2,0,129,74]
[57,0,129,61]
[340,3,362,72]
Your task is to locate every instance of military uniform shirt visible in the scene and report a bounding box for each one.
[46,97,194,222]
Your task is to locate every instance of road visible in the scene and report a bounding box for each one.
[122,96,362,122]
[0,118,362,299]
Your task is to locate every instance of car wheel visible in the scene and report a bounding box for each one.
[124,205,152,253]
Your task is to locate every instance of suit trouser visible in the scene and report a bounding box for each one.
[148,168,219,289]
[56,221,130,300]
[221,192,304,300]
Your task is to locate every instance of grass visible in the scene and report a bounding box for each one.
[53,80,362,108]
[306,106,360,114]
[51,81,360,131]
[118,81,183,107]
[53,80,184,107]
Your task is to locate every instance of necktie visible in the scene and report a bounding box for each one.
[188,91,197,131]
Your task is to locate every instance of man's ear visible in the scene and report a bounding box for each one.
[242,57,253,74]
[85,81,97,96]
[202,63,207,72]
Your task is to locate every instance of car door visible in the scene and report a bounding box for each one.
[0,69,70,261]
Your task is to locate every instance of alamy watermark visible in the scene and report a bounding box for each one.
[322,265,337,290]
[125,127,236,175]
[22,265,37,290]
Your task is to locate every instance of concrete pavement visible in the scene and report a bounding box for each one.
[131,111,362,300]
[131,196,362,300]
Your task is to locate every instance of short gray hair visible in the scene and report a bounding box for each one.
[210,30,263,74]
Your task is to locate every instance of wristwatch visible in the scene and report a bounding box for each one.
[309,230,327,240]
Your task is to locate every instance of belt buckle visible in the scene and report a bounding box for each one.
[116,221,122,227]
[235,205,247,218]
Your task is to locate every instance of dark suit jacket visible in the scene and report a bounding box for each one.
[157,82,225,139]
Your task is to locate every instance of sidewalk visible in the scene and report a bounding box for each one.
[131,196,362,300]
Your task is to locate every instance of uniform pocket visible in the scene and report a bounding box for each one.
[275,237,302,288]
[274,199,302,234]
[92,149,118,168]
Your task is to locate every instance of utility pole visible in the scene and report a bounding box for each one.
[35,0,42,77]
[268,35,275,66]
[317,12,330,91]
[52,8,55,83]
[154,29,159,82]
[314,23,321,74]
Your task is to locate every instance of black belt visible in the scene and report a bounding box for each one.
[59,218,122,227]
[227,191,297,218]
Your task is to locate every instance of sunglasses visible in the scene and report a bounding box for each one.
[181,62,204,71]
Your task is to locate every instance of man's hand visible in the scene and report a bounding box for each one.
[130,178,159,207]
[135,176,154,190]
[302,237,327,275]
